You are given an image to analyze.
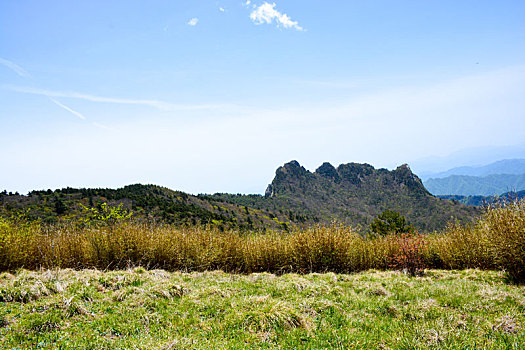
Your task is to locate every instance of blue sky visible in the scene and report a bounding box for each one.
[1,0,525,194]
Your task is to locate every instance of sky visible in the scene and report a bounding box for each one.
[1,0,525,194]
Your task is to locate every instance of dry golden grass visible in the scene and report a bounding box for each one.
[482,200,525,283]
[1,199,524,282]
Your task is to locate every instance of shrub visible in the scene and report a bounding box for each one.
[429,222,494,270]
[78,202,133,227]
[390,232,426,276]
[481,200,525,284]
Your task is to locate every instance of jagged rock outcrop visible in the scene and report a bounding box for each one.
[264,160,479,231]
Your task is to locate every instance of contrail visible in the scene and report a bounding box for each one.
[49,98,86,120]
[4,85,236,111]
[92,122,112,130]
[0,58,31,78]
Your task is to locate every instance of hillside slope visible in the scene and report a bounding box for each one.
[0,185,296,231]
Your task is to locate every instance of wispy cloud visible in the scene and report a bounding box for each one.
[250,2,304,31]
[0,58,31,78]
[4,85,243,112]
[187,18,199,26]
[49,98,86,120]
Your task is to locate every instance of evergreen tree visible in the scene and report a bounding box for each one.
[370,210,414,236]
[54,197,67,215]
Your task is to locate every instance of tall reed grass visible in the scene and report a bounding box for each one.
[1,200,524,281]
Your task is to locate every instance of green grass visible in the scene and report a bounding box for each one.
[1,269,523,349]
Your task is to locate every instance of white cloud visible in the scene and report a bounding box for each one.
[219,7,225,12]
[0,58,31,78]
[187,18,199,26]
[249,2,304,31]
[49,98,86,120]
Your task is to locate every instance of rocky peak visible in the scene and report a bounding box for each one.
[267,160,430,198]
[393,164,417,181]
[280,160,305,174]
[337,163,375,185]
[315,162,339,181]
[392,164,428,193]
[261,159,476,232]
[266,160,310,197]
[274,160,309,180]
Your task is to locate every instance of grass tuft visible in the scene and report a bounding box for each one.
[1,269,524,348]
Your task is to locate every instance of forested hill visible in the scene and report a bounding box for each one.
[1,161,480,232]
[0,185,298,231]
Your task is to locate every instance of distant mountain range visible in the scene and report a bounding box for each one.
[1,160,480,233]
[420,159,525,180]
[421,159,525,196]
[438,190,525,207]
[412,143,525,179]
[424,174,525,196]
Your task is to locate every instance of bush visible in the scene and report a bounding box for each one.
[481,200,525,284]
[390,232,426,276]
[429,222,494,270]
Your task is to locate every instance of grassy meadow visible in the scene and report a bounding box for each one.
[0,200,524,348]
[1,268,524,349]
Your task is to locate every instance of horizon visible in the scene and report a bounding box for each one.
[3,156,525,196]
[2,1,525,195]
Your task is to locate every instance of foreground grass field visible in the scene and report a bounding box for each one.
[1,269,523,349]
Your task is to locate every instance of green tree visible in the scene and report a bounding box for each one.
[370,210,414,236]
[54,197,67,215]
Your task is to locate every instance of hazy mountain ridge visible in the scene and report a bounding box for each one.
[420,159,525,180]
[424,173,525,196]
